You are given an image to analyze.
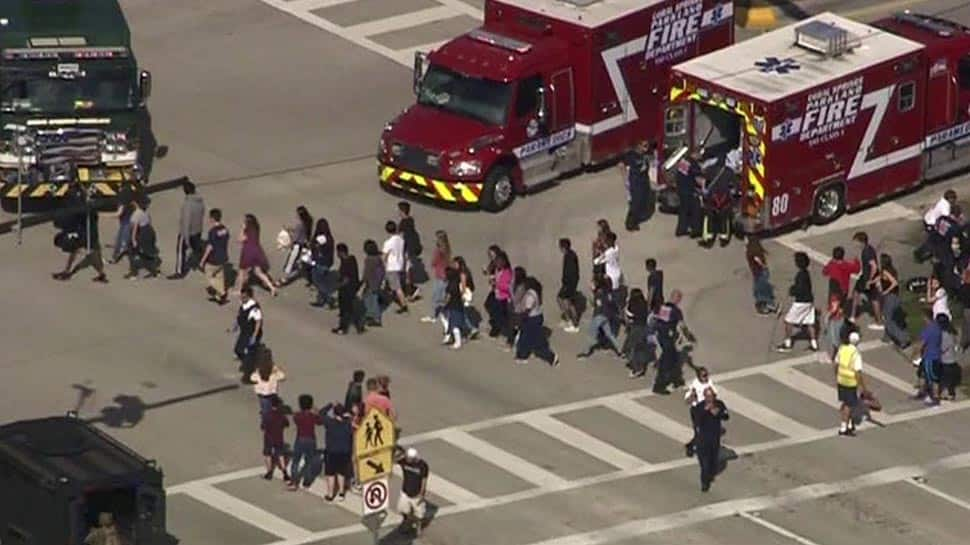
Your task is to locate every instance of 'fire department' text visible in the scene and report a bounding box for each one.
[800,76,864,146]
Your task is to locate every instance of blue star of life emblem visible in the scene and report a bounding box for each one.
[755,57,801,75]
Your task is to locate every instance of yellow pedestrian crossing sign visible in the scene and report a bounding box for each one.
[354,408,395,483]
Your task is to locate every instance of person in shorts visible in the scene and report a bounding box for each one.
[777,252,819,352]
[556,238,580,332]
[321,403,353,501]
[850,231,883,330]
[261,396,290,481]
[396,447,429,537]
[835,329,866,436]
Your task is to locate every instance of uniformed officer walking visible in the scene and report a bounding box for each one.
[622,140,656,232]
[675,150,703,237]
[233,285,263,377]
[693,387,729,492]
[653,289,694,394]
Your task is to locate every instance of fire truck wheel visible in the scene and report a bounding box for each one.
[480,167,515,212]
[812,184,845,224]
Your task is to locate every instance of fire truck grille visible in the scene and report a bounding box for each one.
[395,145,439,177]
[35,128,102,166]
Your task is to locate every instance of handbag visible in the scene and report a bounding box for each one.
[462,287,473,306]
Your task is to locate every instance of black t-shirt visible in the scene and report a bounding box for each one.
[647,270,663,308]
[400,458,429,497]
[692,400,729,445]
[206,224,230,266]
[624,150,648,183]
[592,286,617,319]
[790,269,813,303]
[75,209,100,248]
[399,216,422,257]
[339,255,360,292]
[344,381,363,410]
[561,249,579,295]
[859,244,877,283]
[444,277,463,311]
[626,297,649,326]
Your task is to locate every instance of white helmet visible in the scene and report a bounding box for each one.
[849,331,861,345]
[405,447,418,460]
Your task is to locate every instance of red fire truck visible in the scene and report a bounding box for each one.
[378,0,734,211]
[663,11,970,232]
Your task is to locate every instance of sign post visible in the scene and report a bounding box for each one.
[354,408,396,541]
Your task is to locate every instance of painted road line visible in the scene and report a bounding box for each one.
[738,511,825,545]
[517,413,646,471]
[345,6,459,37]
[763,367,841,410]
[394,40,448,66]
[179,483,312,540]
[260,0,408,67]
[439,429,570,488]
[303,479,364,516]
[906,478,970,512]
[264,399,970,545]
[716,386,818,438]
[391,463,483,505]
[603,397,695,444]
[436,0,486,19]
[519,452,970,545]
[172,341,885,494]
[864,364,917,395]
[286,0,357,11]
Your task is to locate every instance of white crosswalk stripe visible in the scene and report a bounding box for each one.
[603,397,695,444]
[517,413,646,471]
[864,364,917,394]
[715,386,819,438]
[178,483,313,540]
[763,367,841,410]
[391,463,484,504]
[738,512,826,545]
[439,429,570,488]
[259,0,482,67]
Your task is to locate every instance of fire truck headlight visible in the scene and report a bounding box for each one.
[378,136,388,157]
[390,143,403,157]
[449,160,481,178]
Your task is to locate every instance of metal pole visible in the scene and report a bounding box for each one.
[15,130,23,246]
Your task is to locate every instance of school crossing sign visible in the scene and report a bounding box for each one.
[354,408,396,484]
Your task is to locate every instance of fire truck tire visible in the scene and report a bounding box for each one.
[480,167,515,212]
[812,184,845,225]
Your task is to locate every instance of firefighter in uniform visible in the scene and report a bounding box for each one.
[835,330,866,436]
[675,150,703,238]
[699,171,733,248]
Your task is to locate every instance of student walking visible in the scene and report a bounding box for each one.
[107,194,134,264]
[557,238,581,333]
[915,310,944,405]
[822,246,860,306]
[693,387,728,492]
[396,448,430,538]
[593,231,622,295]
[514,277,560,367]
[344,370,365,410]
[777,252,819,352]
[278,206,314,286]
[835,330,866,436]
[850,232,882,330]
[939,314,962,400]
[250,348,285,419]
[199,209,230,305]
[878,254,910,348]
[383,221,409,314]
[310,218,336,308]
[440,267,467,349]
[333,243,364,334]
[624,288,655,378]
[422,231,451,323]
[822,294,847,362]
[360,240,385,327]
[125,196,160,279]
[508,266,529,350]
[645,258,664,311]
[169,181,205,279]
[485,249,513,339]
[261,396,290,482]
[237,214,277,296]
[397,202,423,301]
[454,256,478,338]
[745,234,777,315]
[320,403,353,501]
[592,219,612,277]
[577,274,623,359]
[289,394,323,490]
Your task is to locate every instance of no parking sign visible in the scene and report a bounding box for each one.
[362,478,390,516]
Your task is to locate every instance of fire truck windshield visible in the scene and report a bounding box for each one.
[1,68,135,114]
[417,65,511,126]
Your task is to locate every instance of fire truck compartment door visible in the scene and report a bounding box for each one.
[550,69,575,132]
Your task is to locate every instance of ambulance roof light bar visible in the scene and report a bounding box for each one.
[894,11,959,37]
[794,20,860,57]
[468,29,532,54]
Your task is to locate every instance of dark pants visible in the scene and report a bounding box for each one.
[624,323,650,373]
[515,315,556,364]
[914,224,936,262]
[234,332,262,371]
[702,206,732,243]
[290,437,318,487]
[337,288,363,332]
[942,363,962,397]
[625,183,653,230]
[676,192,700,236]
[653,338,683,392]
[486,293,510,337]
[174,233,203,276]
[697,441,720,488]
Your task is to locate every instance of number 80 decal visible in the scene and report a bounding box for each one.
[770,193,789,217]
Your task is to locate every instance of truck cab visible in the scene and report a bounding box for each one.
[0,415,168,545]
[0,0,153,211]
[379,0,734,212]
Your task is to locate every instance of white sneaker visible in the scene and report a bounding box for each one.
[564,325,580,333]
[420,315,436,323]
[867,323,885,331]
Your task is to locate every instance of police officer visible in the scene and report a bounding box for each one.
[622,140,655,232]
[675,149,703,237]
[233,285,263,377]
[693,387,729,492]
[653,289,694,394]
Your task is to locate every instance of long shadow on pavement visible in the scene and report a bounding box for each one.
[85,384,239,428]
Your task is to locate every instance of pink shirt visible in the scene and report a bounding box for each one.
[432,248,449,280]
[364,392,394,417]
[494,268,513,301]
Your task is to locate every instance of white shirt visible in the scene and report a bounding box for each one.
[685,378,718,406]
[924,196,951,226]
[250,368,285,396]
[242,298,262,322]
[594,245,622,289]
[932,287,951,319]
[383,234,405,272]
[725,147,743,174]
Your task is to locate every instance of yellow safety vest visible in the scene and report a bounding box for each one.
[836,345,859,388]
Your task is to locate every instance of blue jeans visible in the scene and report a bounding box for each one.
[290,437,318,486]
[515,314,556,363]
[112,220,131,261]
[584,314,621,353]
[753,270,775,307]
[430,278,447,317]
[882,293,910,347]
[312,264,334,304]
[363,289,382,322]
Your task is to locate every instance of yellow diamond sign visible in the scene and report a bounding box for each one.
[354,408,396,483]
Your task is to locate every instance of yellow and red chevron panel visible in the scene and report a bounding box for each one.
[1,167,137,199]
[379,165,481,205]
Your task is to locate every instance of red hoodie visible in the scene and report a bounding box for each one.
[822,258,861,296]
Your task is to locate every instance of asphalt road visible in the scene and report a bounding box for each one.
[3,0,970,544]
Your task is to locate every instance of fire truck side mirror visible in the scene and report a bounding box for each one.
[413,52,429,95]
[139,70,152,105]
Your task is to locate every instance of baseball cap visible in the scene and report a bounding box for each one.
[849,331,861,345]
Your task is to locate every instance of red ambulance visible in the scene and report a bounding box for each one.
[378,0,734,211]
[663,11,970,232]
